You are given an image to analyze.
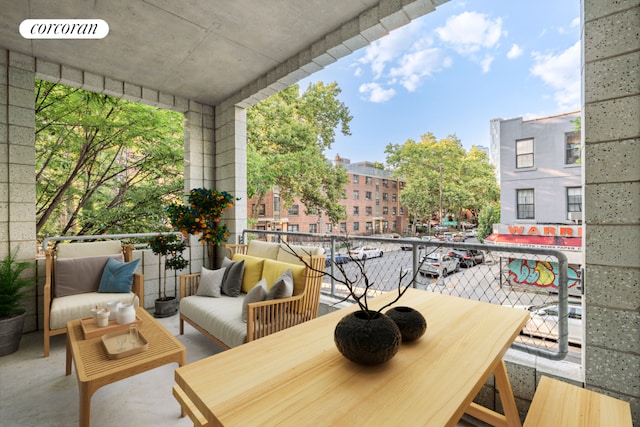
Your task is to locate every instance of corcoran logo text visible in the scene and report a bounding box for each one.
[19,19,109,39]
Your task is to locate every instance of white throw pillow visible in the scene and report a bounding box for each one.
[196,266,227,298]
[242,279,267,322]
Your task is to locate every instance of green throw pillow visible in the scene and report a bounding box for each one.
[97,257,140,293]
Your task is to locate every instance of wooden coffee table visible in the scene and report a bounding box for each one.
[66,307,186,427]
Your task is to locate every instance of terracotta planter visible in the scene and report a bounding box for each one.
[334,310,401,365]
[385,306,427,342]
[0,310,26,356]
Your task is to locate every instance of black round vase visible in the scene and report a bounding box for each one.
[385,306,427,342]
[334,310,401,365]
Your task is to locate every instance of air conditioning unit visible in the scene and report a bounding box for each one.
[568,211,582,222]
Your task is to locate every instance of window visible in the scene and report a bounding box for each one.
[565,131,581,165]
[366,222,373,231]
[309,224,317,233]
[288,204,299,215]
[516,138,534,168]
[567,187,582,212]
[392,207,397,215]
[353,206,359,215]
[325,223,332,233]
[340,222,347,232]
[365,191,372,200]
[287,224,299,232]
[517,189,535,219]
[382,193,388,201]
[392,194,397,202]
[365,206,372,216]
[257,204,266,216]
[365,176,372,185]
[392,181,397,189]
[353,190,359,200]
[382,179,388,188]
[353,174,359,184]
[353,222,359,231]
[382,207,388,215]
[399,207,404,215]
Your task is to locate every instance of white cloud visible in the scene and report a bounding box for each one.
[480,55,494,73]
[530,41,581,111]
[358,24,421,79]
[507,44,523,59]
[435,11,504,55]
[570,17,580,28]
[359,82,396,103]
[389,48,452,91]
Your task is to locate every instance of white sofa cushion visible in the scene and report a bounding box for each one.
[180,295,247,348]
[56,240,123,259]
[49,291,139,330]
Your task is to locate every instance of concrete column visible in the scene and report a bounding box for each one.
[583,1,640,422]
[214,101,248,247]
[0,49,37,331]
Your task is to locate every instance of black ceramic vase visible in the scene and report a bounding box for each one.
[385,306,427,342]
[334,310,402,365]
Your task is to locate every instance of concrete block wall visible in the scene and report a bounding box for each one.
[0,49,38,331]
[583,0,640,422]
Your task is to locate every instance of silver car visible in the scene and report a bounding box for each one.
[521,303,583,345]
[418,253,459,277]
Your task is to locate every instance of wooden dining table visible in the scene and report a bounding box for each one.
[174,288,530,427]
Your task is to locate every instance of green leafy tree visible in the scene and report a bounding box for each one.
[477,203,500,242]
[385,133,499,232]
[35,80,185,237]
[247,82,352,225]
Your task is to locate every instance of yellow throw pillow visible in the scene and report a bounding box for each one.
[262,259,307,295]
[232,254,265,293]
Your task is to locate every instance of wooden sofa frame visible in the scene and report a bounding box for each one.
[178,243,325,350]
[43,244,144,357]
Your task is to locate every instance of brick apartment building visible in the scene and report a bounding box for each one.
[249,155,411,236]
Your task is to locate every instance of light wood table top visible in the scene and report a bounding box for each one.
[67,307,186,427]
[175,288,529,427]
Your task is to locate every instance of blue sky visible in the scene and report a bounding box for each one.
[299,0,581,164]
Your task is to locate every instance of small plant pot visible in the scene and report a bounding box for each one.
[333,310,401,365]
[385,306,427,342]
[154,297,177,318]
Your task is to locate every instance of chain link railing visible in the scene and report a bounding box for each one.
[239,229,582,362]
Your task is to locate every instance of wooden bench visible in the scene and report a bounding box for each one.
[524,376,632,427]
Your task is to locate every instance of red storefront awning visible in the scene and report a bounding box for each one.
[485,233,582,248]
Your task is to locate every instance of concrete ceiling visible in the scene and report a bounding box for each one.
[0,0,445,106]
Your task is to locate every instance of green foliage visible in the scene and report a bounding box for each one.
[35,79,185,238]
[385,133,499,230]
[148,234,189,298]
[247,82,352,225]
[0,248,35,318]
[477,203,500,242]
[165,188,236,246]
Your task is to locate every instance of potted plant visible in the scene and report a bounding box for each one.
[148,234,189,318]
[0,248,35,356]
[284,238,428,365]
[165,188,237,268]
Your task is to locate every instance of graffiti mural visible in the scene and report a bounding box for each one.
[507,258,581,289]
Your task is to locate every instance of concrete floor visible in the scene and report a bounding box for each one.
[0,312,481,426]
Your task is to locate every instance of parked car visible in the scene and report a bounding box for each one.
[520,302,583,345]
[449,248,485,268]
[433,225,449,232]
[418,253,459,277]
[324,250,350,267]
[400,237,424,251]
[348,246,383,260]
